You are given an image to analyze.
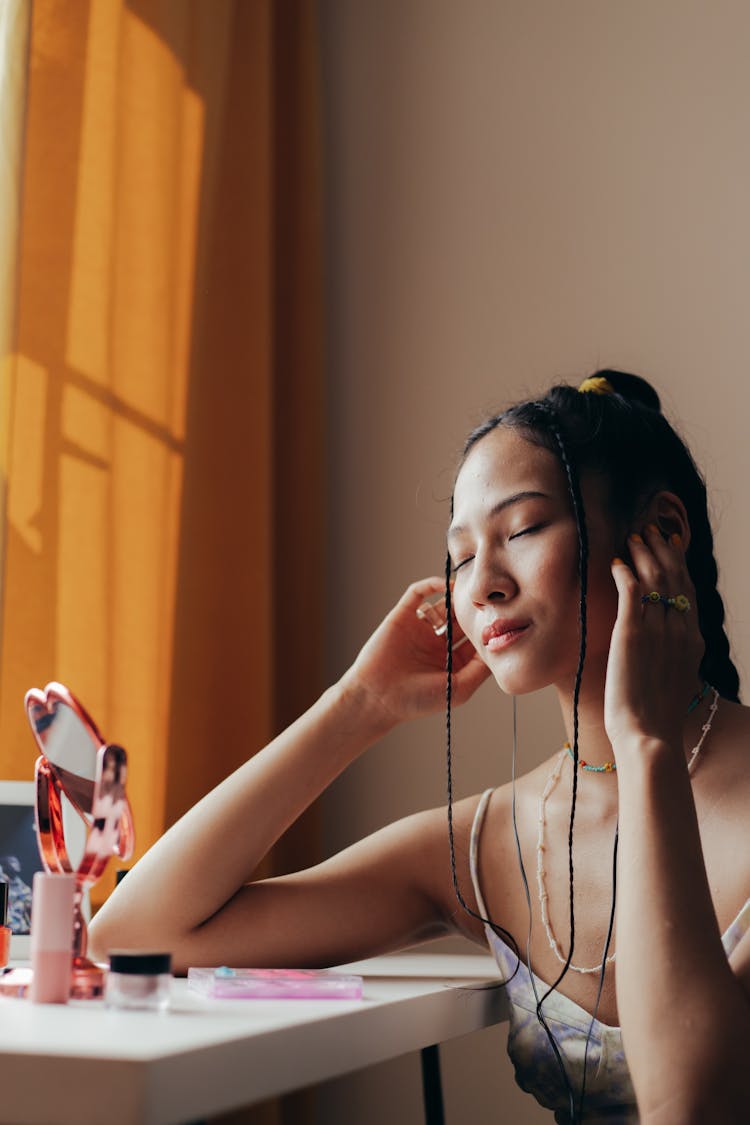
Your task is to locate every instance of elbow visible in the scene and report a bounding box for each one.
[88,885,193,972]
[642,1090,745,1125]
[88,892,166,963]
[639,1057,747,1125]
[88,902,127,963]
[635,988,750,1124]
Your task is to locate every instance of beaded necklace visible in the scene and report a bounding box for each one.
[564,681,712,773]
[537,686,720,974]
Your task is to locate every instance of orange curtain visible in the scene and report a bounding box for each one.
[0,0,325,957]
[0,3,324,1121]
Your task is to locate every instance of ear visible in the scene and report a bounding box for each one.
[632,490,691,550]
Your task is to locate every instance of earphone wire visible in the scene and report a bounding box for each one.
[511,695,577,1123]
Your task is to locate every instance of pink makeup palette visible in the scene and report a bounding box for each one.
[187,966,364,1000]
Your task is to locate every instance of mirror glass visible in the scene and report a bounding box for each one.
[27,693,98,871]
[25,683,135,998]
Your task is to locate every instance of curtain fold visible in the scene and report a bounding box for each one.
[0,0,31,640]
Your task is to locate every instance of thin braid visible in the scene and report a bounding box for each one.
[444,551,521,963]
[533,405,590,1011]
[688,509,740,701]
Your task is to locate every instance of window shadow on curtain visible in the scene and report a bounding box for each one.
[0,2,324,1121]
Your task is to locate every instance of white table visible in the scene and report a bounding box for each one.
[0,954,507,1125]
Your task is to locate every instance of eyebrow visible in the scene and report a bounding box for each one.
[447,490,550,542]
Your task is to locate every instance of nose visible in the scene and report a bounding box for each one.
[468,547,517,607]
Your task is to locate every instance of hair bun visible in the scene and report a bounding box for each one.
[592,369,661,412]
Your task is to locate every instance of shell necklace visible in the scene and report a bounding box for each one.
[536,687,720,975]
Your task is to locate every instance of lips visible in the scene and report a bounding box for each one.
[481,619,529,651]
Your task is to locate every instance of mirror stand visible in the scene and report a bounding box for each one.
[71,888,105,999]
[25,685,135,1001]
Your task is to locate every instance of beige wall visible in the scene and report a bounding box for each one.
[318,2,750,1121]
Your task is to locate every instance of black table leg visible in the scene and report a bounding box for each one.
[420,1044,445,1125]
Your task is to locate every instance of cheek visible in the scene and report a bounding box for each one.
[529,536,580,600]
[452,582,472,635]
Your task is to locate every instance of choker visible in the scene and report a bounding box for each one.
[565,682,713,773]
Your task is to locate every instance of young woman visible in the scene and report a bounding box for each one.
[89,371,750,1123]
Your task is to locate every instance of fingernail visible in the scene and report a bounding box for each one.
[629,533,643,544]
[670,532,682,547]
[646,523,660,535]
[612,557,625,566]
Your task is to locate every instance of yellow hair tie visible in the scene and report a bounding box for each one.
[578,375,614,395]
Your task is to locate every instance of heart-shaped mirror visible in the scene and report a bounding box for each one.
[26,683,135,998]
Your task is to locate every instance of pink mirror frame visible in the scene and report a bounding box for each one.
[26,683,135,998]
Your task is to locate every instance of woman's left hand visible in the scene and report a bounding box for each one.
[604,524,705,751]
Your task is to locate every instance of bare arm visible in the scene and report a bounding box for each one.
[89,578,489,971]
[607,533,750,1123]
[615,746,748,1123]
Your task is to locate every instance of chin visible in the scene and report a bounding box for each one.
[488,661,559,697]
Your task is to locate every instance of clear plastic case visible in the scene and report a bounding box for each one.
[187,966,363,1000]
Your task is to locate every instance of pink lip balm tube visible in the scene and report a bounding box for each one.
[30,873,76,1004]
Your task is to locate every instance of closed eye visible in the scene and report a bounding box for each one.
[451,555,474,574]
[509,523,545,541]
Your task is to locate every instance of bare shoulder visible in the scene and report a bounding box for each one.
[715,698,750,762]
[364,788,510,948]
[689,698,750,930]
[383,791,491,929]
[701,699,750,815]
[425,767,552,947]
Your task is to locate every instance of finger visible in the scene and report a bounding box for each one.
[627,531,670,596]
[634,528,698,629]
[626,533,687,624]
[642,524,691,590]
[658,530,697,604]
[401,577,447,610]
[611,556,642,626]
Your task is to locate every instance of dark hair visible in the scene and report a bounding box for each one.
[461,369,739,702]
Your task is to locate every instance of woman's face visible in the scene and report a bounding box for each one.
[449,425,623,696]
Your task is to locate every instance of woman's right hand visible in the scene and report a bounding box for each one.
[91,576,487,970]
[339,577,491,727]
